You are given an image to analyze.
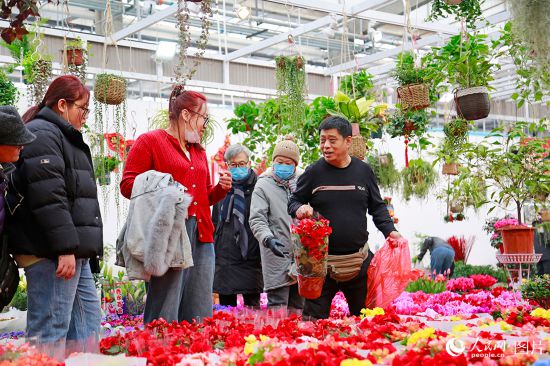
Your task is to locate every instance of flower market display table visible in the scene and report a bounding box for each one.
[496,254,542,290]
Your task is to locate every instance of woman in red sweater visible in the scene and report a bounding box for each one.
[121,86,231,323]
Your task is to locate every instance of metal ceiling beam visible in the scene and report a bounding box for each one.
[223,0,392,62]
[109,4,178,43]
[326,10,509,75]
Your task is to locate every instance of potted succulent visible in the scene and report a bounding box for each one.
[433,33,498,121]
[93,155,121,186]
[391,51,430,111]
[426,0,484,29]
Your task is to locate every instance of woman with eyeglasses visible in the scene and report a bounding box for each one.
[121,86,232,323]
[211,144,263,307]
[6,75,102,357]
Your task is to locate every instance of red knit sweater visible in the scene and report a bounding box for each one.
[120,129,228,243]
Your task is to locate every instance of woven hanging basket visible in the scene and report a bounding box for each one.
[350,135,367,160]
[445,0,463,4]
[541,210,550,222]
[454,86,490,121]
[442,162,459,175]
[450,201,464,214]
[397,83,430,110]
[94,74,126,105]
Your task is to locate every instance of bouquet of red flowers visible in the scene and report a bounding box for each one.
[291,217,332,299]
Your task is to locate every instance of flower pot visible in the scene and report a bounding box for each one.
[442,162,459,175]
[350,135,367,160]
[397,83,430,110]
[64,48,85,66]
[454,87,490,121]
[94,75,126,105]
[499,226,535,254]
[450,201,464,214]
[97,174,111,186]
[445,0,463,4]
[295,56,304,70]
[541,210,550,222]
[297,275,325,299]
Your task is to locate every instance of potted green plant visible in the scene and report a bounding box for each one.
[93,155,121,185]
[63,37,88,66]
[275,55,306,130]
[0,69,18,106]
[433,33,498,121]
[520,275,550,309]
[401,158,437,201]
[387,109,430,138]
[391,51,430,111]
[226,100,260,132]
[367,152,401,192]
[426,0,484,29]
[339,70,375,100]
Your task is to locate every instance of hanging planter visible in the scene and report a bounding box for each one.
[93,155,120,186]
[349,123,367,160]
[401,158,437,201]
[275,55,306,129]
[445,0,463,4]
[454,86,490,121]
[450,201,464,214]
[94,73,127,105]
[29,59,53,105]
[65,48,85,66]
[442,162,459,175]
[391,52,431,111]
[541,210,550,222]
[397,83,430,111]
[367,153,401,192]
[499,226,535,254]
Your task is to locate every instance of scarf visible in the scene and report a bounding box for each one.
[219,170,257,260]
[270,170,297,199]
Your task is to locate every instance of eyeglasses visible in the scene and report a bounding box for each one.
[228,161,249,168]
[72,102,90,117]
[187,109,210,127]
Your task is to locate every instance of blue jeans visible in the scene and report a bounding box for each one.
[431,246,455,276]
[144,217,215,324]
[24,258,100,356]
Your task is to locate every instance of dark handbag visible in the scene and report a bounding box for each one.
[0,235,19,309]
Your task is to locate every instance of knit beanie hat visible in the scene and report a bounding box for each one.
[272,136,300,164]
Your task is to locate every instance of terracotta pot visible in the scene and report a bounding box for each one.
[541,210,550,222]
[499,226,535,254]
[65,48,85,66]
[442,162,459,175]
[297,275,325,299]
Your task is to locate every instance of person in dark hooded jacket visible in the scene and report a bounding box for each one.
[212,144,263,306]
[6,75,102,356]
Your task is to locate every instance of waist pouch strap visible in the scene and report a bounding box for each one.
[327,242,369,282]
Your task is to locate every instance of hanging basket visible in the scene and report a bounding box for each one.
[442,162,459,175]
[96,174,111,186]
[64,48,85,66]
[499,226,535,254]
[94,74,127,105]
[454,86,490,121]
[378,154,390,167]
[541,210,550,222]
[403,120,415,135]
[350,135,367,160]
[397,83,430,111]
[450,201,464,214]
[445,0,463,4]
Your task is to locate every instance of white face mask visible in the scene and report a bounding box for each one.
[185,124,200,144]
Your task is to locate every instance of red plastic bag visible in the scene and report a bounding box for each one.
[365,236,419,308]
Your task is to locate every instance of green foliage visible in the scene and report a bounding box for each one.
[149,109,218,146]
[443,118,470,146]
[0,70,18,105]
[452,261,508,283]
[339,70,375,99]
[391,51,428,86]
[520,274,550,306]
[426,0,485,29]
[367,153,401,192]
[405,277,447,294]
[387,109,430,138]
[493,21,549,109]
[99,261,146,316]
[401,158,437,201]
[93,155,120,178]
[8,276,27,311]
[431,33,498,89]
[275,55,306,130]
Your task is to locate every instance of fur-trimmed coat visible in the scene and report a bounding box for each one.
[117,170,193,281]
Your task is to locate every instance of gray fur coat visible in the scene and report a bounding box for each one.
[117,170,193,281]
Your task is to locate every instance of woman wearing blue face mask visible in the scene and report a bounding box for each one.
[249,136,305,311]
[212,144,263,307]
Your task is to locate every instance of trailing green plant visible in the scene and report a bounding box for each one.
[401,158,437,201]
[339,70,374,99]
[0,69,18,105]
[93,155,120,178]
[507,0,550,85]
[520,274,550,308]
[275,55,307,130]
[431,33,498,90]
[302,96,335,164]
[443,118,470,146]
[426,0,485,29]
[434,137,462,165]
[452,261,508,283]
[391,51,428,86]
[149,109,217,146]
[454,170,487,209]
[493,21,549,109]
[405,277,447,294]
[387,109,430,138]
[367,152,401,192]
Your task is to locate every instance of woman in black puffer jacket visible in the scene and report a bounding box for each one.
[6,75,103,353]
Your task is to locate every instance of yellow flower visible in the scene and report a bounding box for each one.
[498,321,513,331]
[530,308,550,321]
[407,328,436,346]
[243,334,258,355]
[340,359,373,366]
[360,307,385,319]
[450,316,462,321]
[451,324,470,334]
[259,334,270,342]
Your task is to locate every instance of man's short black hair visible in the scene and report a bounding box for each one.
[319,116,352,138]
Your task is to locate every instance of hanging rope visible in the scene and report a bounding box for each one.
[102,0,123,71]
[404,134,409,167]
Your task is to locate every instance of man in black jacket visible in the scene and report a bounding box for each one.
[288,116,401,319]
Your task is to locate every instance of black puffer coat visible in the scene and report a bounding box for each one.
[212,171,263,295]
[6,107,103,260]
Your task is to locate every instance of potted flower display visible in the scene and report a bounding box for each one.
[291,217,332,299]
[391,51,430,111]
[440,118,470,175]
[63,37,87,66]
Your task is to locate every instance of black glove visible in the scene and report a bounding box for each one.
[264,237,288,258]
